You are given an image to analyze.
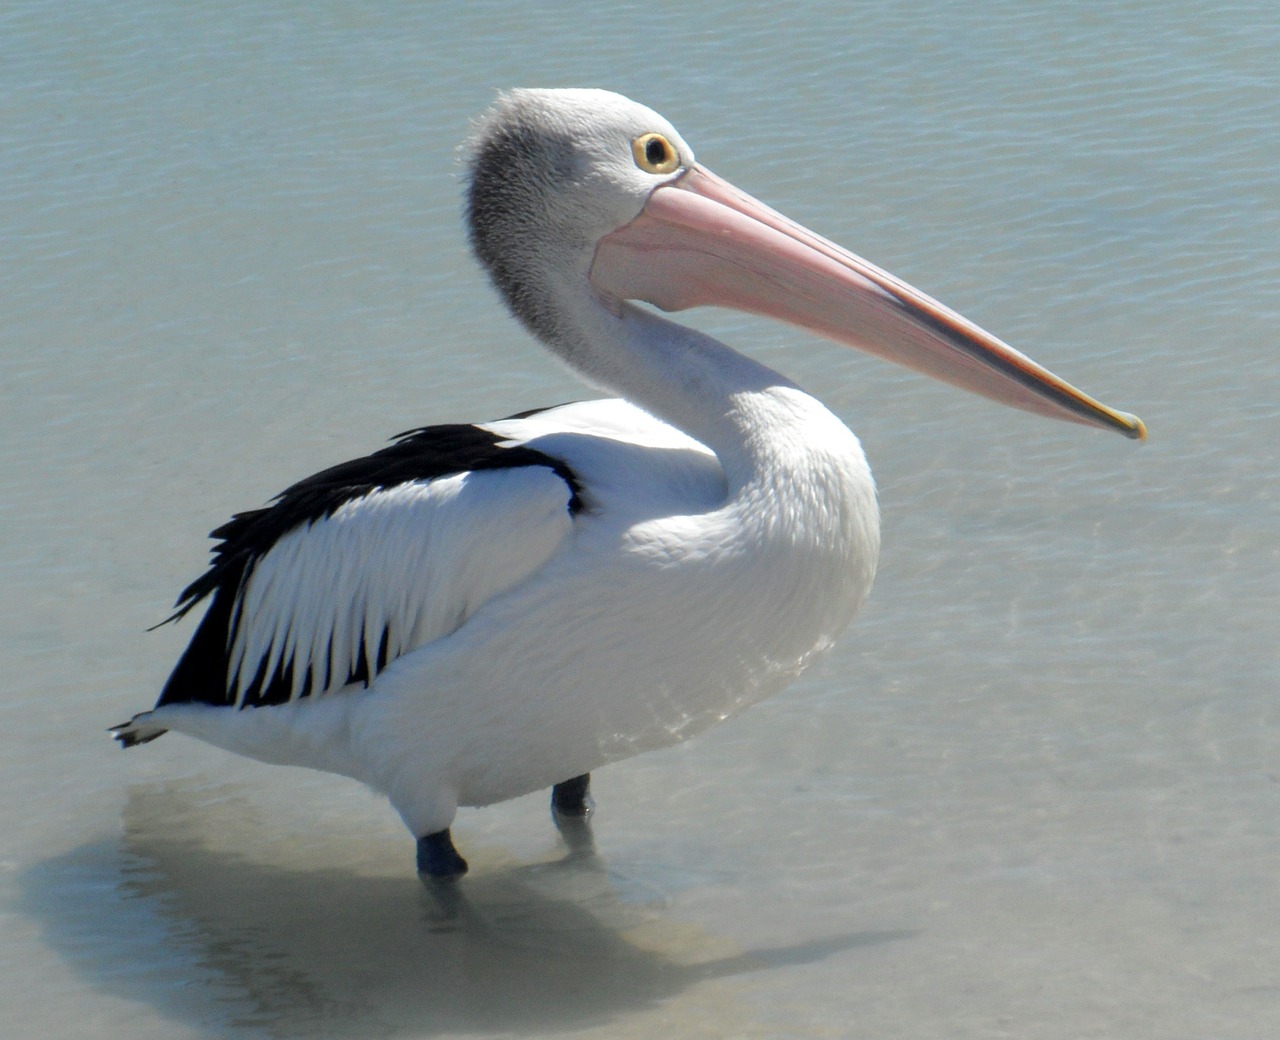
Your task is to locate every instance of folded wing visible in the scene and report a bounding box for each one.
[155,424,583,711]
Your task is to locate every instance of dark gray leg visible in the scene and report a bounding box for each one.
[416,828,468,879]
[551,773,593,818]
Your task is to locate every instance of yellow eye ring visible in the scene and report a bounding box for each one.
[632,132,680,175]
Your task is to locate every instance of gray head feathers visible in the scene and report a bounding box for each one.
[465,89,692,343]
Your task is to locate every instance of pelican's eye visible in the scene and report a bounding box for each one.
[631,132,680,175]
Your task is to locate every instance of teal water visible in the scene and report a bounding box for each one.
[3,2,1277,1037]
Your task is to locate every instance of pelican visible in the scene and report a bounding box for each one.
[112,89,1144,877]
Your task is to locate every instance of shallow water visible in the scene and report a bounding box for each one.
[3,1,1278,1037]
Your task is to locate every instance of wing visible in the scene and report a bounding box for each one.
[485,399,726,519]
[155,424,582,711]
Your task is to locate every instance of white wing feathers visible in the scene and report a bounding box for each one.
[226,466,576,704]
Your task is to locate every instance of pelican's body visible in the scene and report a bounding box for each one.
[114,90,1141,876]
[144,394,874,829]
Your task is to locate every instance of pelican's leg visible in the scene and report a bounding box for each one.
[551,773,595,858]
[551,773,594,818]
[416,828,469,879]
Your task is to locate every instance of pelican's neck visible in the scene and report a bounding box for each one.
[541,279,880,650]
[549,287,881,649]
[546,286,835,487]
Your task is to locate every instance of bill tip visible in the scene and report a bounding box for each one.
[1122,413,1147,441]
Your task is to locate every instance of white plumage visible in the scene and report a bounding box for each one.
[114,89,1142,876]
[228,465,574,704]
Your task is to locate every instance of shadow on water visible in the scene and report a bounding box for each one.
[21,779,910,1038]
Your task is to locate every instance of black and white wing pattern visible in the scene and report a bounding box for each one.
[151,421,583,717]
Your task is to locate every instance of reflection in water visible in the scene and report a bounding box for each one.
[25,780,906,1038]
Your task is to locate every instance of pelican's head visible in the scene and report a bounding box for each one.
[467,89,693,341]
[466,88,1145,440]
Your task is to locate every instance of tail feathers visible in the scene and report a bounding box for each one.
[110,714,168,748]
